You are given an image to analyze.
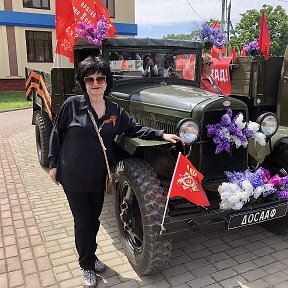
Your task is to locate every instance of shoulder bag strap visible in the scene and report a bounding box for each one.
[87,108,112,181]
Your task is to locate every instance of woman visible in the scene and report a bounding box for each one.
[200,52,222,95]
[48,56,180,288]
[163,54,178,78]
[141,53,158,77]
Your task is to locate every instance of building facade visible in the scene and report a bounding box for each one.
[0,0,137,91]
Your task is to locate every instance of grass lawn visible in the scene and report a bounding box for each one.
[0,92,32,112]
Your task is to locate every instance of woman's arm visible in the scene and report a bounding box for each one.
[116,108,180,143]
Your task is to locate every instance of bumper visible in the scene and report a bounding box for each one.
[155,199,288,240]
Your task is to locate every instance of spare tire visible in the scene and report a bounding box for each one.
[114,158,172,276]
[35,113,52,167]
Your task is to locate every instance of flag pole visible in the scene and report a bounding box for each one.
[160,152,181,233]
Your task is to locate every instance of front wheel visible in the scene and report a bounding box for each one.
[114,158,172,276]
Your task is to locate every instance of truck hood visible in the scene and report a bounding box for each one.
[131,84,220,112]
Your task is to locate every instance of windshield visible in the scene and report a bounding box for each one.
[108,50,198,82]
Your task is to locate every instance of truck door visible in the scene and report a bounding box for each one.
[278,47,288,126]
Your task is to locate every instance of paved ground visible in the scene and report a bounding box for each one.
[0,109,288,288]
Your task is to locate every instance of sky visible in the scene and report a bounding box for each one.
[135,0,288,38]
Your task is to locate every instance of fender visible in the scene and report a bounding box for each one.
[248,126,288,164]
[115,134,169,155]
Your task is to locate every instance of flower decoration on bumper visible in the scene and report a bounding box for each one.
[76,15,110,46]
[218,168,288,210]
[242,39,260,57]
[200,23,227,50]
[207,108,266,154]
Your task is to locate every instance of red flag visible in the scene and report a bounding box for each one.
[230,48,237,62]
[240,49,246,56]
[259,10,270,60]
[212,21,219,29]
[55,0,116,62]
[94,0,116,37]
[169,153,210,206]
[55,0,75,62]
[211,21,226,58]
[211,45,226,58]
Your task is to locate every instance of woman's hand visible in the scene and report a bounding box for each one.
[49,168,59,185]
[162,133,181,144]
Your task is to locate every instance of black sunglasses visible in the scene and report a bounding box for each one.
[84,76,106,85]
[204,61,213,67]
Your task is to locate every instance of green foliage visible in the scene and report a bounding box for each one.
[163,19,218,42]
[0,92,32,111]
[163,33,194,40]
[229,5,288,56]
[163,30,201,41]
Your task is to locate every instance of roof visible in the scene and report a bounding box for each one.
[103,38,202,50]
[74,37,202,50]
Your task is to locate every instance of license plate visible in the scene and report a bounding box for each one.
[228,203,288,230]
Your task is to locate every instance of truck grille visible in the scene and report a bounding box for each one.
[136,116,176,134]
[191,109,248,181]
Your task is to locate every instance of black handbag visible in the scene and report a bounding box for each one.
[87,109,118,195]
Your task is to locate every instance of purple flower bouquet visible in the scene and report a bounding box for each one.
[243,39,260,57]
[218,167,288,210]
[207,109,266,154]
[76,15,110,46]
[199,23,226,51]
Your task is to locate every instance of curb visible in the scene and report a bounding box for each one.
[0,107,32,114]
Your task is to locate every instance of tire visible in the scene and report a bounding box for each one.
[260,214,288,235]
[114,158,172,276]
[35,113,52,167]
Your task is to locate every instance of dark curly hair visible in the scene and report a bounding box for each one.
[76,56,113,95]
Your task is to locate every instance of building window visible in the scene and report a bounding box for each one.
[25,31,53,62]
[23,0,50,10]
[102,0,115,18]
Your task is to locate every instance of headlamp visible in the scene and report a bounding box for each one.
[176,118,200,144]
[256,112,278,137]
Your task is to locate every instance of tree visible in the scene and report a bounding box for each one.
[163,31,199,41]
[229,5,288,56]
[163,20,217,42]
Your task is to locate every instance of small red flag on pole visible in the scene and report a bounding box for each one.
[169,153,210,206]
[259,10,270,60]
[211,21,226,58]
[240,49,246,57]
[230,48,237,62]
[160,153,210,231]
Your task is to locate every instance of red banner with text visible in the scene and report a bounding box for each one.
[211,57,232,95]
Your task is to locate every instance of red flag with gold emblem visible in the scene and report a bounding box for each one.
[55,0,116,62]
[169,153,210,206]
[55,0,75,62]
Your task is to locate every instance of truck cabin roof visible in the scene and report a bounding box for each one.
[74,37,202,50]
[73,38,203,68]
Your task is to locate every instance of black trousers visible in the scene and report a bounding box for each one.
[65,192,105,271]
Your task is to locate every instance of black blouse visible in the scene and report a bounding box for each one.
[48,93,164,194]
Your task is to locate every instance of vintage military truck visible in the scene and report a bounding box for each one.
[25,38,288,276]
[229,50,288,174]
